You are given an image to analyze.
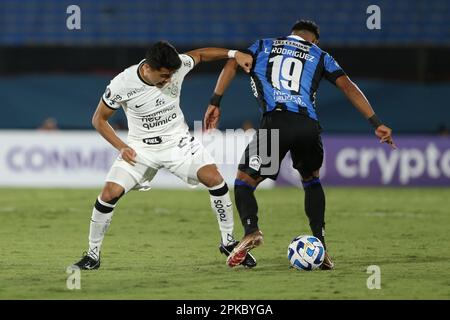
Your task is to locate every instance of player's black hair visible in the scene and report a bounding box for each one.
[145,41,182,70]
[291,20,320,40]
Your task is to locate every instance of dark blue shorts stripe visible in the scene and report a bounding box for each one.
[302,178,321,188]
[234,179,256,190]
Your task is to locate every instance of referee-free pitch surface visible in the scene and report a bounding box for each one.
[0,187,448,299]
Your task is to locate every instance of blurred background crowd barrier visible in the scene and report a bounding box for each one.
[1,131,448,187]
[0,0,449,187]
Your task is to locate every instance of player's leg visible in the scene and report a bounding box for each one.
[73,173,133,270]
[226,170,266,267]
[292,127,334,269]
[86,180,126,260]
[234,123,281,237]
[234,170,265,236]
[168,135,257,267]
[197,164,235,247]
[299,169,334,270]
[299,169,326,247]
[197,164,257,268]
[292,130,326,248]
[228,119,288,267]
[169,136,236,247]
[72,152,155,270]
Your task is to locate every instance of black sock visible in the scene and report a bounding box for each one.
[234,179,259,235]
[302,178,326,248]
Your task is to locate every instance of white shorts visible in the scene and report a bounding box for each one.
[105,133,215,192]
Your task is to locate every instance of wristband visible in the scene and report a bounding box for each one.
[227,50,237,58]
[368,114,383,129]
[209,93,223,107]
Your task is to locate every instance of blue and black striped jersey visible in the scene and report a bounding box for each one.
[246,35,345,121]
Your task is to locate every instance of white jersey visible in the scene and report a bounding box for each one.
[102,54,195,144]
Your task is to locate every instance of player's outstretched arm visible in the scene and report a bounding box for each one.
[336,75,396,149]
[92,99,137,165]
[185,48,252,73]
[204,59,239,130]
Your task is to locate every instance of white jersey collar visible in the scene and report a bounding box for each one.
[136,60,155,86]
[287,34,306,41]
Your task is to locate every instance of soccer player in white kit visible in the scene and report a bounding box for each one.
[71,41,257,270]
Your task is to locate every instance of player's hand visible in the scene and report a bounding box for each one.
[235,51,253,73]
[375,125,397,149]
[204,105,221,130]
[120,147,137,166]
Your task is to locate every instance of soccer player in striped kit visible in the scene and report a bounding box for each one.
[204,20,396,269]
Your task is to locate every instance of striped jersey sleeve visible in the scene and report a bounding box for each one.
[323,52,346,84]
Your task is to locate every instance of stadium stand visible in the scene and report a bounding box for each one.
[0,0,449,46]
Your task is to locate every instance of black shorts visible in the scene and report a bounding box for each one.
[238,110,324,180]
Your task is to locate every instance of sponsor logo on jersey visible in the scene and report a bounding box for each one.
[273,90,308,107]
[272,39,310,51]
[135,103,145,108]
[126,85,146,98]
[142,113,177,130]
[183,59,192,68]
[141,105,176,122]
[155,98,165,107]
[249,155,262,171]
[142,137,162,145]
[166,82,179,97]
[103,88,123,106]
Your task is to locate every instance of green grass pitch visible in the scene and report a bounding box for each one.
[0,187,448,299]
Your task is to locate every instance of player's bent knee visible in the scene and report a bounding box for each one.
[236,170,263,188]
[201,174,224,189]
[301,175,314,182]
[100,182,125,204]
[300,169,320,182]
[197,165,223,188]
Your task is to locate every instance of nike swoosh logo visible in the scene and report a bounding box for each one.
[135,103,144,108]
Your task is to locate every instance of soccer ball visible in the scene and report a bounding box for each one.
[287,235,325,271]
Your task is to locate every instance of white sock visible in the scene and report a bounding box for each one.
[88,197,115,260]
[209,182,235,246]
